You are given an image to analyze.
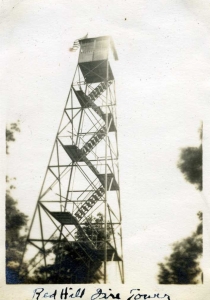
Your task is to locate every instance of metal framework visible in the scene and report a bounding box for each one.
[21,36,124,283]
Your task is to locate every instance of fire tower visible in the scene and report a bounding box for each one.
[21,36,124,283]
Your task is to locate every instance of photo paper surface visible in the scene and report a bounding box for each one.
[1,1,210,299]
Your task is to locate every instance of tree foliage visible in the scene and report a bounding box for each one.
[6,121,20,154]
[6,190,28,283]
[6,122,28,283]
[177,125,202,191]
[27,213,111,284]
[159,126,203,284]
[177,145,202,191]
[158,213,203,284]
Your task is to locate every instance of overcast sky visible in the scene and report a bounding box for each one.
[1,0,210,298]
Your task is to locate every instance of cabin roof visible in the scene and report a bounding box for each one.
[79,36,118,61]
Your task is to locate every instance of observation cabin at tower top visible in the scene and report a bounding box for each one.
[78,35,118,84]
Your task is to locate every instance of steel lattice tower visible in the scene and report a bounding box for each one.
[21,36,124,283]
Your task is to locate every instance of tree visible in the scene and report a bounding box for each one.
[177,124,202,191]
[6,122,28,283]
[158,125,203,284]
[158,213,203,284]
[6,121,20,154]
[6,190,28,283]
[27,213,111,284]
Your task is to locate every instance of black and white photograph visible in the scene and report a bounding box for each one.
[1,0,210,299]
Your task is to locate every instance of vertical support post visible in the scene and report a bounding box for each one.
[104,41,110,283]
[113,80,125,283]
[38,204,47,280]
[56,140,62,211]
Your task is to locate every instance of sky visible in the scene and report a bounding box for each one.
[1,0,210,298]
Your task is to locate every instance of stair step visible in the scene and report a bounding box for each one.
[88,81,112,102]
[80,126,106,156]
[74,186,105,220]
